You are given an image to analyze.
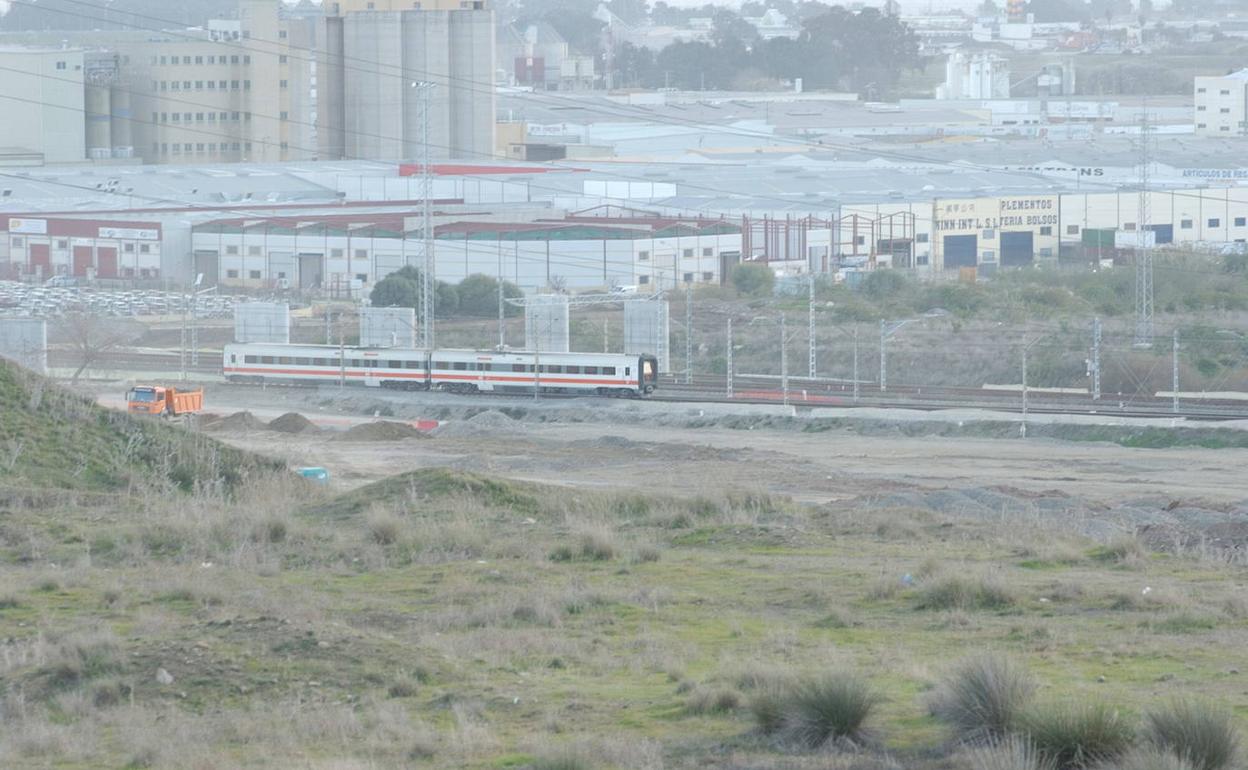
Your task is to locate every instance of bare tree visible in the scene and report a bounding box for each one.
[56,313,144,384]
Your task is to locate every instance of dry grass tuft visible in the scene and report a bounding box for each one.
[1144,699,1241,770]
[930,653,1036,743]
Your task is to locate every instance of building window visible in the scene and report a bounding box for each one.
[355,273,368,282]
[279,79,287,89]
[171,113,180,122]
[982,229,995,240]
[123,243,135,253]
[683,272,694,283]
[161,143,168,154]
[330,248,344,258]
[219,80,227,90]
[279,55,288,63]
[1039,226,1052,236]
[195,56,203,64]
[11,237,23,247]
[194,80,203,90]
[207,56,215,65]
[151,111,158,123]
[702,247,713,257]
[280,111,288,121]
[183,112,191,122]
[226,245,239,255]
[1222,108,1232,114]
[982,250,996,260]
[1221,127,1231,132]
[244,112,252,122]
[243,55,251,64]
[56,240,68,249]
[638,250,649,261]
[1197,87,1206,93]
[195,112,204,122]
[1220,90,1230,95]
[682,248,693,258]
[249,270,261,279]
[638,275,650,284]
[231,111,240,121]
[1198,123,1207,129]
[702,271,713,281]
[279,30,288,39]
[1209,218,1221,228]
[1197,106,1207,112]
[243,80,251,90]
[280,142,288,151]
[181,80,190,90]
[226,269,239,278]
[1066,225,1079,235]
[139,244,150,254]
[55,61,66,70]
[1236,217,1246,227]
[231,80,239,90]
[354,249,367,259]
[207,112,216,122]
[1181,219,1193,229]
[159,56,167,65]
[182,56,190,65]
[170,81,179,90]
[231,55,239,64]
[248,245,261,256]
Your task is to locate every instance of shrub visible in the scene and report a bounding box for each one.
[916,574,1016,611]
[750,683,791,735]
[686,687,742,715]
[966,736,1057,770]
[367,510,403,546]
[1111,749,1198,770]
[1091,536,1148,566]
[931,654,1036,743]
[1144,699,1240,770]
[529,749,595,770]
[550,528,617,562]
[782,673,880,750]
[731,263,776,297]
[1023,701,1133,769]
[388,677,420,698]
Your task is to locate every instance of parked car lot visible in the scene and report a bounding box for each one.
[0,281,237,319]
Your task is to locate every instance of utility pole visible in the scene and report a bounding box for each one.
[685,283,693,385]
[603,318,609,353]
[1134,99,1154,347]
[1021,340,1030,438]
[726,317,733,399]
[781,313,789,407]
[1091,317,1102,401]
[497,240,505,349]
[852,325,860,402]
[534,341,541,401]
[178,289,188,381]
[1172,328,1180,414]
[879,319,886,393]
[808,273,816,378]
[415,81,437,351]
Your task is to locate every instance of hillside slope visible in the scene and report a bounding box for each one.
[0,360,280,491]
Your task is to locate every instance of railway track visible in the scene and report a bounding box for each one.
[54,350,1248,421]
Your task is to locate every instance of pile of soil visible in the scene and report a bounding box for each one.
[334,421,427,442]
[268,412,318,434]
[432,409,522,438]
[201,411,266,432]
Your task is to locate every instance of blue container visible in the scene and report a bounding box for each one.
[296,466,329,483]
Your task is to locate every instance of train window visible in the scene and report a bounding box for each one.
[603,367,615,376]
[230,355,236,363]
[513,364,526,373]
[388,360,402,369]
[260,356,275,364]
[350,359,363,367]
[549,365,563,374]
[405,360,423,369]
[625,367,630,376]
[453,361,467,370]
[566,365,580,374]
[295,357,310,365]
[278,357,293,365]
[313,358,328,366]
[433,361,448,369]
[245,355,257,364]
[584,366,599,375]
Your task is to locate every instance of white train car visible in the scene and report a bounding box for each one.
[222,343,659,397]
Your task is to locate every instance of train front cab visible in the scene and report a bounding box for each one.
[640,355,658,394]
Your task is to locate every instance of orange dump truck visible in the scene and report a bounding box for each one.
[126,386,204,417]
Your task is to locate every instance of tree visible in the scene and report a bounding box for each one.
[56,313,144,384]
[861,268,909,300]
[977,0,999,15]
[456,273,524,317]
[435,282,460,318]
[731,263,775,297]
[370,276,419,309]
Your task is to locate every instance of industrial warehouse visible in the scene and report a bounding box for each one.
[2,153,1248,289]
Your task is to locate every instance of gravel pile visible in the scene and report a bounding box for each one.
[335,421,427,441]
[268,412,318,434]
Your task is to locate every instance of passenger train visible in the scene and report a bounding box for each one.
[222,343,660,397]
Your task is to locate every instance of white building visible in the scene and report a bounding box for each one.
[1195,69,1248,137]
[0,46,86,164]
[935,52,1010,100]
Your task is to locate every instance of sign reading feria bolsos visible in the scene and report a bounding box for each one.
[933,195,1059,235]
